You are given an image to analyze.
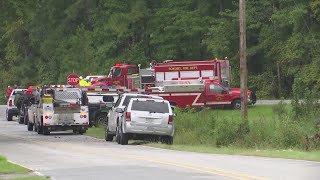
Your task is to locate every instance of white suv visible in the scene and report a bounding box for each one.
[114,98,175,145]
[6,89,27,121]
[105,93,163,142]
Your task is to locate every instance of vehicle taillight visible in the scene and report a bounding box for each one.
[45,115,49,119]
[168,115,173,125]
[126,112,131,121]
[83,114,87,118]
[9,100,12,107]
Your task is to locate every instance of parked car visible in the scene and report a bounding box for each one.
[6,89,27,121]
[87,92,118,127]
[115,98,175,145]
[105,93,166,143]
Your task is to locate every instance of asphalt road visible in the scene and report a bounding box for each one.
[0,106,319,180]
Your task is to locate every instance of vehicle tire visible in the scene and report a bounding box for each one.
[120,124,128,145]
[165,136,173,145]
[42,127,50,135]
[232,99,241,110]
[79,129,86,135]
[116,126,120,144]
[37,124,43,134]
[6,110,13,121]
[27,121,33,131]
[18,113,24,124]
[105,124,113,142]
[23,109,28,125]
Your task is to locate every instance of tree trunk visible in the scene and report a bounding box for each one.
[277,62,281,98]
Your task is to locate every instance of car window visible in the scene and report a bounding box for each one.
[209,84,224,93]
[130,100,169,113]
[123,96,136,107]
[127,67,139,75]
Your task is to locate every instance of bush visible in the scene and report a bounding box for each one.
[214,117,241,147]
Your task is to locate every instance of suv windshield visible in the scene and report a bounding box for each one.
[131,100,169,113]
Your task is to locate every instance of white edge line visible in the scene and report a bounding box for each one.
[7,160,47,177]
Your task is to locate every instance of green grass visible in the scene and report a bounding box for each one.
[84,104,320,161]
[86,127,105,139]
[7,176,49,180]
[0,156,30,174]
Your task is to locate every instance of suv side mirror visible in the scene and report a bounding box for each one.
[116,107,125,113]
[173,112,177,117]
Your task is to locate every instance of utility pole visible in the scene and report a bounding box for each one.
[239,0,248,120]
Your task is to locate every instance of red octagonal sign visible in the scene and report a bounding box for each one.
[67,73,80,86]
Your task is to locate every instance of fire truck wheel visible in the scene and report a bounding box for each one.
[232,99,241,109]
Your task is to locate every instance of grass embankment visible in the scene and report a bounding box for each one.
[86,105,320,161]
[0,156,30,174]
[0,155,49,180]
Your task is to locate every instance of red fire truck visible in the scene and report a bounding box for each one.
[91,59,231,88]
[79,59,255,109]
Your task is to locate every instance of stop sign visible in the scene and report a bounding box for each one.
[67,73,80,86]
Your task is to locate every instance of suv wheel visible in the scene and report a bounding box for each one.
[161,136,173,145]
[120,124,128,145]
[105,123,113,142]
[116,126,120,144]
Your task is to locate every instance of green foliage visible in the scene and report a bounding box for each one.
[1,0,320,103]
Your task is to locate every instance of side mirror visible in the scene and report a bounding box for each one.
[103,95,114,102]
[116,107,125,113]
[173,112,177,117]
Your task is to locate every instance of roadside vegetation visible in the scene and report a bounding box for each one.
[0,155,49,180]
[0,156,30,174]
[1,1,320,104]
[86,101,320,161]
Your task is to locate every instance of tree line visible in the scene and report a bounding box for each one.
[1,0,320,101]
